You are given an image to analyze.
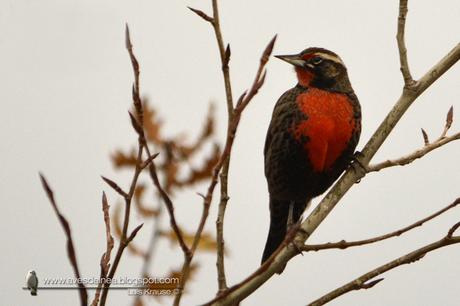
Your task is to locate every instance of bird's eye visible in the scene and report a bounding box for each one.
[310,56,323,65]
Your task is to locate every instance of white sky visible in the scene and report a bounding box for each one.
[1,0,460,305]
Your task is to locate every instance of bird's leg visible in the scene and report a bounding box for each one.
[287,201,295,229]
[350,151,368,182]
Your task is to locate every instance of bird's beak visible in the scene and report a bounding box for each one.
[275,54,306,67]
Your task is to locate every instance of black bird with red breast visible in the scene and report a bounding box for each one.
[262,47,361,264]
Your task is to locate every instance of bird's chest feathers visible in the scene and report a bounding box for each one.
[292,88,355,172]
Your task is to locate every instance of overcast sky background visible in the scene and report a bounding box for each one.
[2,0,460,305]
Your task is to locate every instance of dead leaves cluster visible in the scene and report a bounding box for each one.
[110,99,221,301]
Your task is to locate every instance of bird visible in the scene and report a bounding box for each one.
[261,47,361,265]
[26,270,38,296]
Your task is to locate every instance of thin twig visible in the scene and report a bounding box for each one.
[307,221,460,306]
[99,140,144,306]
[39,174,88,306]
[368,106,459,172]
[211,0,233,292]
[190,0,235,292]
[91,192,114,306]
[303,198,460,251]
[203,2,460,304]
[123,25,191,258]
[368,131,460,172]
[173,35,276,306]
[101,176,128,199]
[397,0,413,85]
[146,159,190,255]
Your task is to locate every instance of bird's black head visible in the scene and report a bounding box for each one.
[275,47,353,93]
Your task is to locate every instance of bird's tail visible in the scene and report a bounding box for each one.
[261,198,308,265]
[31,289,37,296]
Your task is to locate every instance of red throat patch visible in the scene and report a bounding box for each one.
[292,88,355,172]
[295,67,314,87]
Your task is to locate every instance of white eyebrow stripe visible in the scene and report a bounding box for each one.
[314,52,344,65]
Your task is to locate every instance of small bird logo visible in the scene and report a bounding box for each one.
[262,47,361,265]
[26,270,38,296]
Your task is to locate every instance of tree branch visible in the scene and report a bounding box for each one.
[190,0,235,292]
[100,27,173,305]
[99,139,145,306]
[303,198,460,251]
[91,192,114,306]
[397,0,413,85]
[368,107,460,172]
[307,220,460,305]
[173,35,276,306]
[203,0,460,303]
[124,24,190,259]
[39,174,88,306]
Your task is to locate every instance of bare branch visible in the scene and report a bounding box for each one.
[101,176,128,199]
[307,222,460,306]
[188,6,214,23]
[128,111,145,139]
[39,174,88,306]
[146,159,190,256]
[369,107,460,172]
[127,223,144,243]
[397,0,413,85]
[368,131,460,172]
[126,23,191,266]
[99,141,144,306]
[174,35,277,306]
[203,11,460,306]
[91,192,114,306]
[140,152,160,170]
[303,198,460,251]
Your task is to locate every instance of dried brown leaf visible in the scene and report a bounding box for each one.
[177,144,220,187]
[176,103,216,159]
[161,230,218,253]
[145,263,199,296]
[133,185,161,217]
[143,103,163,144]
[111,148,138,169]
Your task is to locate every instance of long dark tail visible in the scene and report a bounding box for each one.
[261,198,307,265]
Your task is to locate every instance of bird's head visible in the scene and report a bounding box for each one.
[275,47,352,92]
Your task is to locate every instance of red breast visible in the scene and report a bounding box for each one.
[291,88,356,172]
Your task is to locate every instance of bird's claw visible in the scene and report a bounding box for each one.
[350,151,368,182]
